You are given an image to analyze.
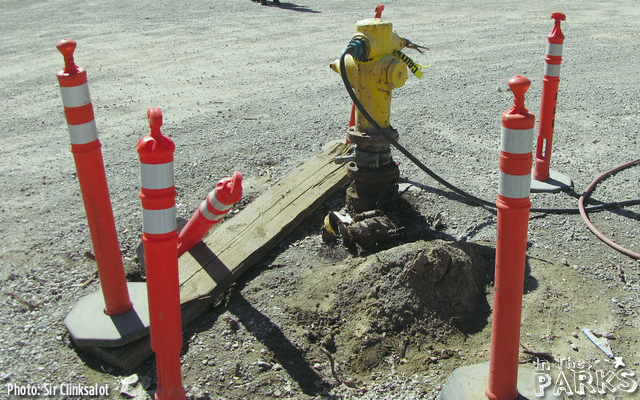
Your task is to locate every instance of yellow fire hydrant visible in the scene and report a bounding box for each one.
[330,17,408,134]
[331,5,425,212]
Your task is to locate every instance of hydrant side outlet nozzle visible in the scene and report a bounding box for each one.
[346,37,368,60]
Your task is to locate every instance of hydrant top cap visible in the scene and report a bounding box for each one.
[356,18,392,28]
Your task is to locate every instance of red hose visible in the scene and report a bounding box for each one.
[578,158,640,260]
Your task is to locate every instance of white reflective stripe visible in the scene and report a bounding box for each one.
[67,120,98,144]
[544,63,561,77]
[546,42,563,57]
[500,127,534,154]
[208,192,233,213]
[499,172,531,199]
[60,83,91,108]
[142,207,176,234]
[199,200,224,223]
[140,162,174,189]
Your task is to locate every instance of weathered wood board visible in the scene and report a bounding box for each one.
[78,141,351,370]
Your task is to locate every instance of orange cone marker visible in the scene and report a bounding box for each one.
[177,171,243,257]
[531,12,572,192]
[486,76,534,400]
[56,39,132,316]
[137,108,186,400]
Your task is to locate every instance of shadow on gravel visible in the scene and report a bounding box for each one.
[228,291,325,396]
[271,2,321,13]
[401,178,498,214]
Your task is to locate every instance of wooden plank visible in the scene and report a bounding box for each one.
[78,141,351,370]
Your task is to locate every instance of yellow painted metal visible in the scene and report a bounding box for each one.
[331,17,408,134]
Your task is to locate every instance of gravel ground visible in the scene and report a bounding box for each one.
[1,0,639,399]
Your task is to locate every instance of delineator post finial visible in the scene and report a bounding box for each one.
[147,107,163,139]
[507,75,531,113]
[549,12,566,42]
[56,39,79,74]
[375,4,384,18]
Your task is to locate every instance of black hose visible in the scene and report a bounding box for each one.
[338,49,640,215]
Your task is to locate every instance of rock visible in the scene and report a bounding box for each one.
[255,360,273,371]
[120,374,151,399]
[226,316,240,331]
[121,374,139,387]
[321,334,335,349]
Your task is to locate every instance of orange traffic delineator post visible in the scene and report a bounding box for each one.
[58,39,150,347]
[531,12,573,193]
[486,76,535,400]
[438,78,560,400]
[346,102,356,144]
[177,171,243,257]
[137,108,186,400]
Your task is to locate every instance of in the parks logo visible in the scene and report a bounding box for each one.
[534,356,638,397]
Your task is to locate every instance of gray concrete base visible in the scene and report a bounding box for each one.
[530,169,573,193]
[64,282,150,347]
[438,361,562,400]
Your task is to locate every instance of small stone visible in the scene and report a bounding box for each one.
[313,363,323,370]
[572,332,579,338]
[321,335,335,349]
[441,349,456,359]
[226,316,240,331]
[120,374,148,399]
[256,360,272,371]
[344,378,358,388]
[571,343,579,351]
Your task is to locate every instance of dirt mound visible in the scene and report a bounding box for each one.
[286,239,493,376]
[338,240,488,333]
